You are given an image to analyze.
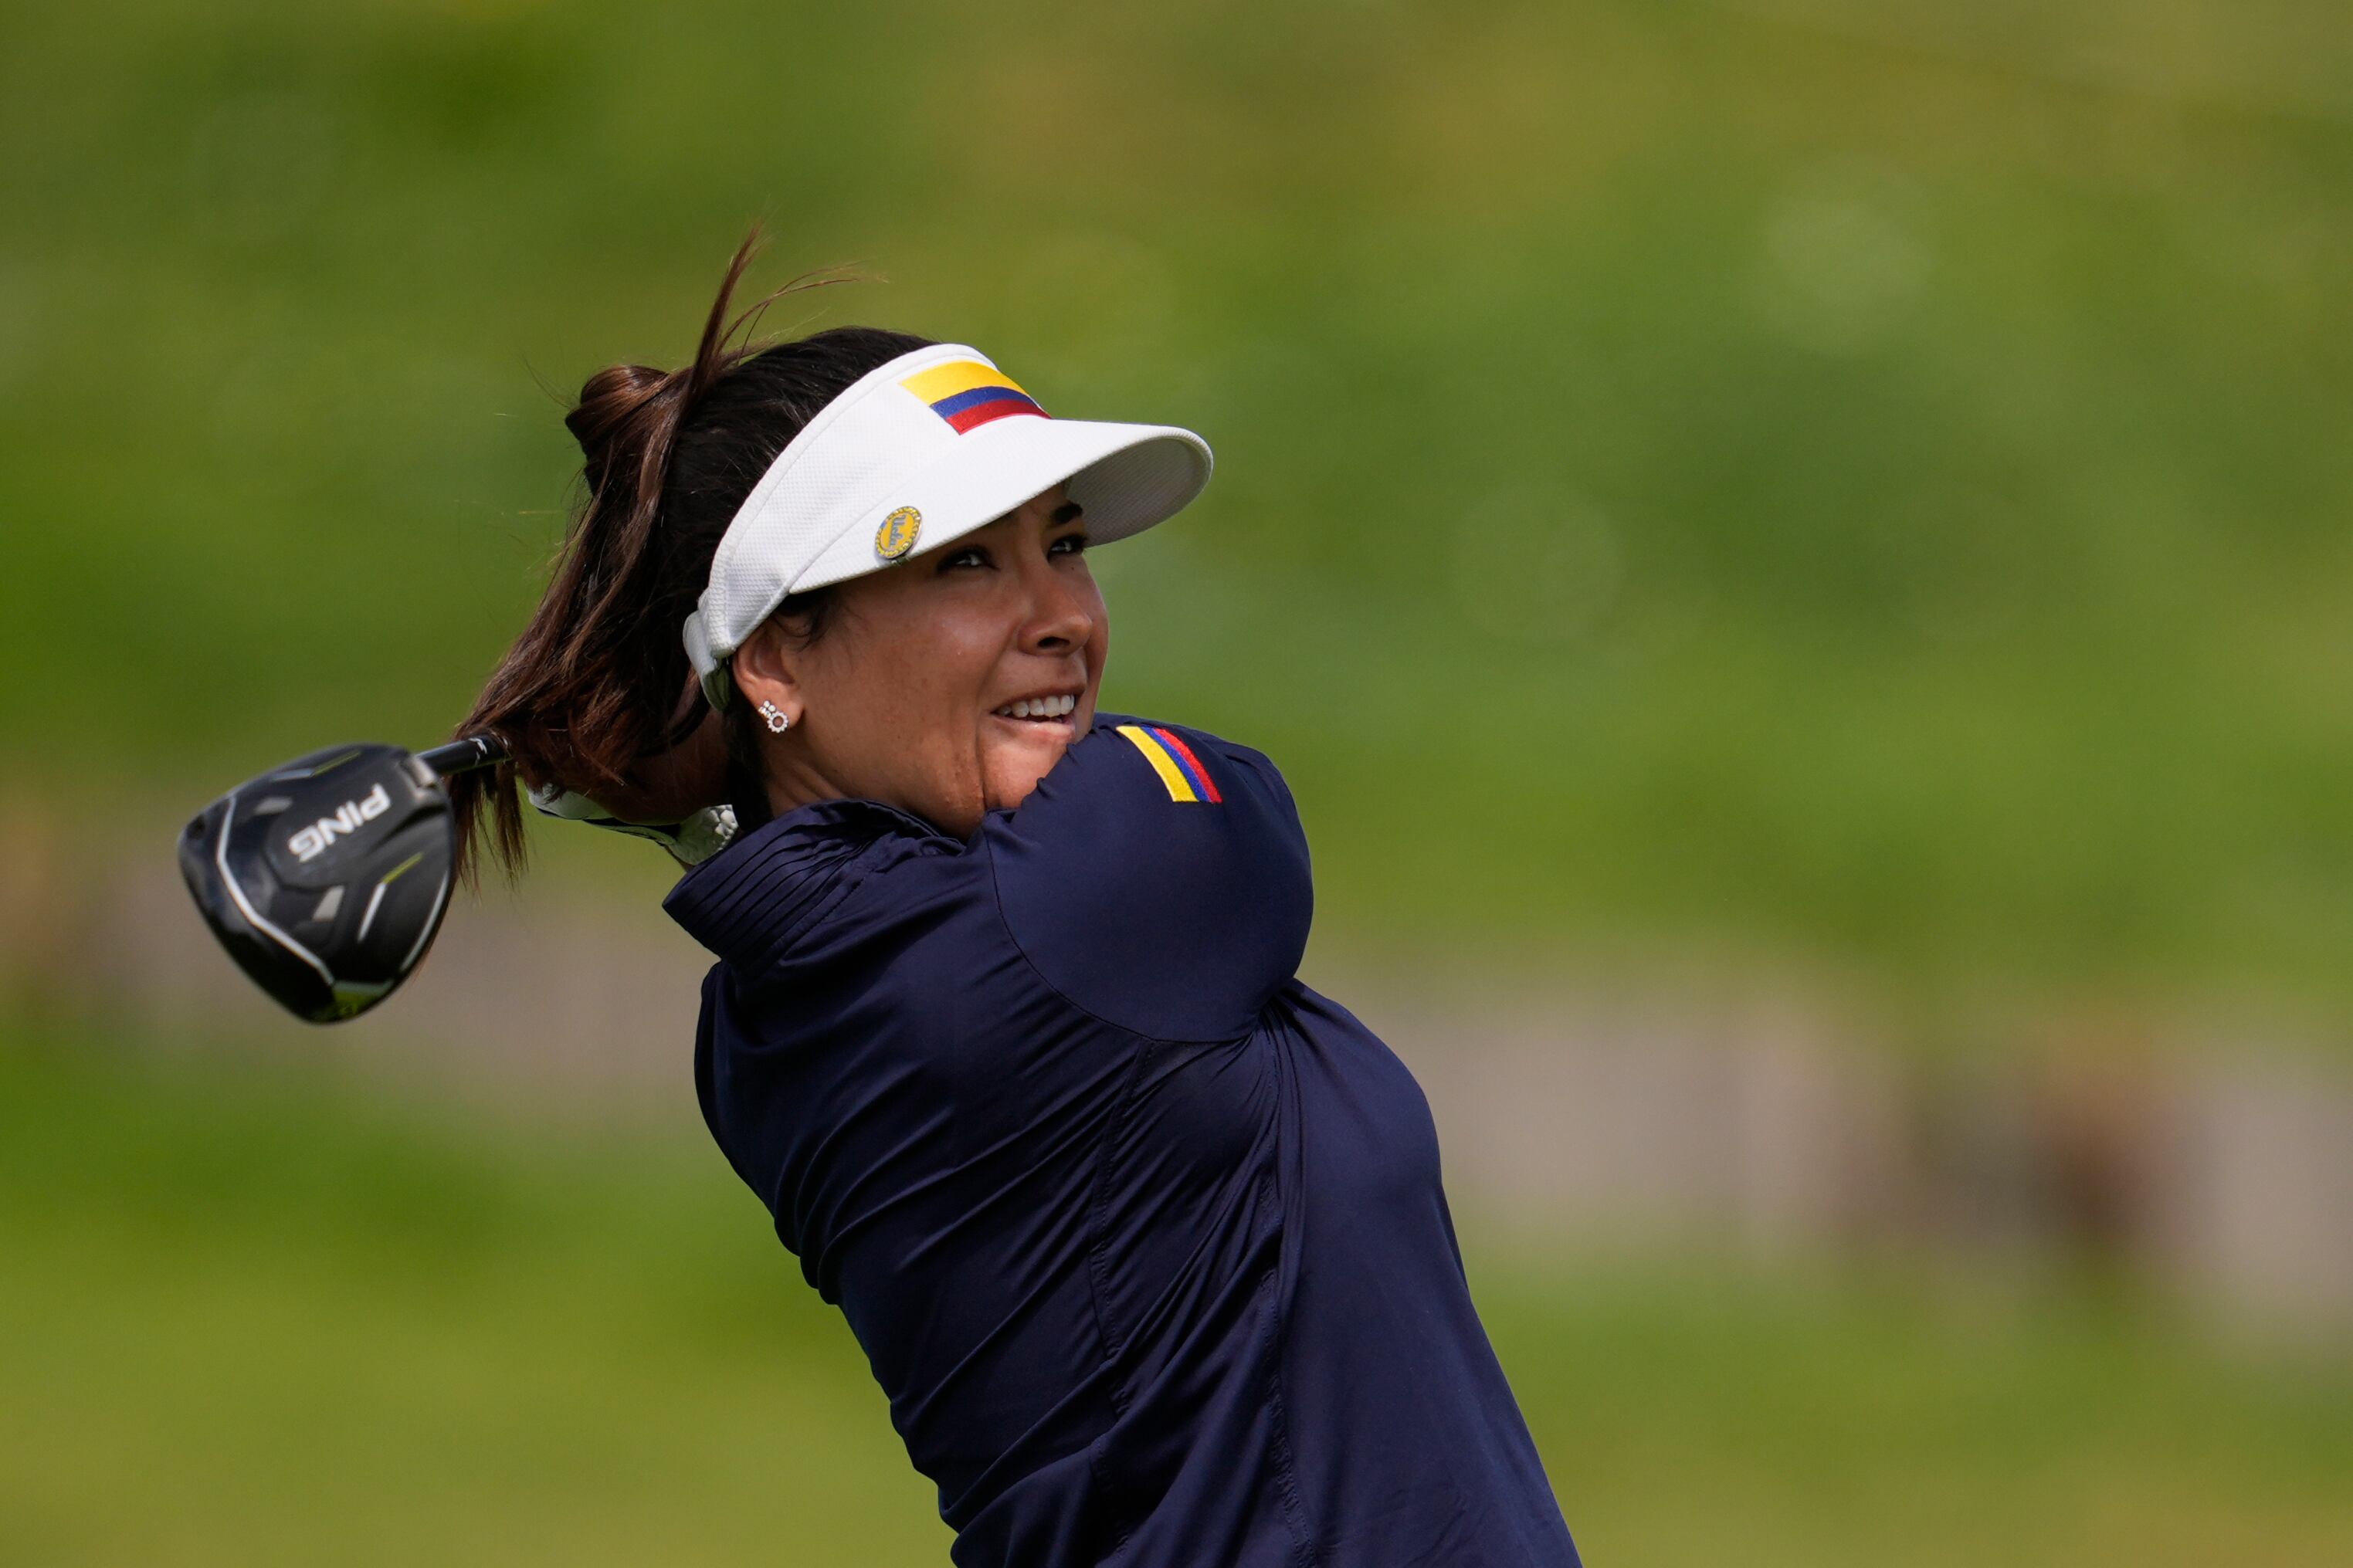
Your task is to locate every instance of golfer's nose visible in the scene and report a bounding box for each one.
[1019,558,1095,655]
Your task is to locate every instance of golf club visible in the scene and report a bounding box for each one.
[177,735,503,1024]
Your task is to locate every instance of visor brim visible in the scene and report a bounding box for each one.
[789,415,1212,594]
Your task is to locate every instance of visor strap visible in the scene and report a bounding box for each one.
[682,608,732,710]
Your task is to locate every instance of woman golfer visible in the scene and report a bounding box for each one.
[452,241,1581,1568]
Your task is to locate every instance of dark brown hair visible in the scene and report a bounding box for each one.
[449,231,933,879]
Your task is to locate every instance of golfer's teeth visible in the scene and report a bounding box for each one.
[997,694,1076,719]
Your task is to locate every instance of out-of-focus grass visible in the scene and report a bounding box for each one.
[0,1029,951,1566]
[4,2,2353,1021]
[4,1028,2348,1566]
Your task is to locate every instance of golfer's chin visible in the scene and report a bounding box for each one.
[982,710,1083,813]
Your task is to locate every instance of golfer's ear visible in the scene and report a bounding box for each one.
[729,618,805,723]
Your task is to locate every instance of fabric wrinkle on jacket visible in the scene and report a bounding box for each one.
[666,715,1580,1568]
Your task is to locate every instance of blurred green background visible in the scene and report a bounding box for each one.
[4,0,2351,1563]
[6,1031,2349,1566]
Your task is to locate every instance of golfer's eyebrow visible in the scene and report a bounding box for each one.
[1052,501,1085,525]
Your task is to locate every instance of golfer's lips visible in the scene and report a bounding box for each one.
[990,689,1082,724]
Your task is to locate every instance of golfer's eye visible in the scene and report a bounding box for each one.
[940,545,992,572]
[1048,532,1090,557]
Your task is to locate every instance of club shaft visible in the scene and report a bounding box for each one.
[413,734,508,777]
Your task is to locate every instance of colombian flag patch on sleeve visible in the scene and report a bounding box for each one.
[1116,724,1224,804]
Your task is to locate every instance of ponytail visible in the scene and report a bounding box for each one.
[449,230,932,881]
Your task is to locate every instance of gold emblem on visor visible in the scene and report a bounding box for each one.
[876,506,923,562]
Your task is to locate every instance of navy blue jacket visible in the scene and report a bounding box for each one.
[666,716,1579,1568]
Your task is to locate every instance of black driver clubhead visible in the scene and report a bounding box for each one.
[178,743,462,1024]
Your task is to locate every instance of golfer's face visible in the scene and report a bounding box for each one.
[789,486,1107,835]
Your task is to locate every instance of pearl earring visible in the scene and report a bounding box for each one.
[758,700,792,734]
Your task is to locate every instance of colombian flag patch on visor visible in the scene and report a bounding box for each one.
[900,360,1049,433]
[1117,724,1224,804]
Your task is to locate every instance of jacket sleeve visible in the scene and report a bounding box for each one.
[984,717,1314,1041]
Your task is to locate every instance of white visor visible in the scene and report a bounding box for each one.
[683,343,1212,708]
